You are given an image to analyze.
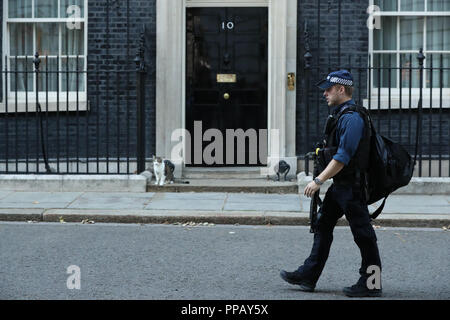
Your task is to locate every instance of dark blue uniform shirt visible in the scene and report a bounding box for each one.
[331,99,364,166]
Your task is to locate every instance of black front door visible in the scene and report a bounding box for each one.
[186,7,268,166]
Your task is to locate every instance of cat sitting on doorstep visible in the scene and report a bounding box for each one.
[147,156,175,186]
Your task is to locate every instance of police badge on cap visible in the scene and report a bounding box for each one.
[316,70,354,90]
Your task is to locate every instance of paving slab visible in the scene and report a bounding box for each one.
[144,199,225,211]
[66,192,154,209]
[224,201,301,212]
[68,196,152,210]
[0,191,14,200]
[226,193,300,203]
[0,202,74,209]
[0,192,83,203]
[371,195,449,206]
[369,195,450,215]
[375,206,450,215]
[0,191,82,209]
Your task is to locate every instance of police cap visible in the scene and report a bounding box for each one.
[316,70,354,90]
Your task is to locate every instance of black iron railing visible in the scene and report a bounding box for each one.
[0,29,148,175]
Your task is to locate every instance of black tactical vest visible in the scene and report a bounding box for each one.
[323,104,372,186]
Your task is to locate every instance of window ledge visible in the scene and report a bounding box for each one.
[0,100,89,113]
[363,96,450,110]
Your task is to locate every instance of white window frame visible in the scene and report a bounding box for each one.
[1,0,88,112]
[366,0,450,109]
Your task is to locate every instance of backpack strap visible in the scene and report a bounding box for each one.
[334,105,372,132]
[324,105,359,144]
[370,196,387,220]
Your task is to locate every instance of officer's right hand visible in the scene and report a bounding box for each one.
[304,181,320,198]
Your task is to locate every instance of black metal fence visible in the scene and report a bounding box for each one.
[301,48,450,178]
[0,33,148,175]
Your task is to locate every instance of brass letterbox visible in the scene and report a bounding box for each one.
[217,74,237,83]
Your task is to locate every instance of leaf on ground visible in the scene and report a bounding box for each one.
[394,232,406,242]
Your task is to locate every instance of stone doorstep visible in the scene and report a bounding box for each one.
[146,184,298,194]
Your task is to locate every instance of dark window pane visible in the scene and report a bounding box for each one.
[10,23,33,56]
[62,23,84,56]
[374,17,397,50]
[61,58,85,92]
[400,54,421,88]
[427,17,450,51]
[35,0,58,18]
[38,57,58,92]
[426,54,450,88]
[374,54,397,88]
[36,23,59,56]
[401,0,425,11]
[428,0,450,11]
[400,17,424,50]
[8,0,32,18]
[9,58,34,92]
[374,0,398,11]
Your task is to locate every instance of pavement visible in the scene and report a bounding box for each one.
[0,190,449,228]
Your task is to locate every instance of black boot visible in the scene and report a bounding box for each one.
[343,276,382,297]
[279,270,316,292]
[280,231,333,292]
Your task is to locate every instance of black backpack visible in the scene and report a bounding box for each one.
[350,106,415,219]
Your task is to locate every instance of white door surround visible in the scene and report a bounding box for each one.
[156,0,297,177]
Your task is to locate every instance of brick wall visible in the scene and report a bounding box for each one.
[0,0,157,170]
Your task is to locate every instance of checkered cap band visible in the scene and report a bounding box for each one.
[327,76,353,86]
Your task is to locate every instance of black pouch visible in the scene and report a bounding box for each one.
[323,115,336,135]
[317,146,338,169]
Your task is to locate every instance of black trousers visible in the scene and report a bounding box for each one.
[299,183,382,284]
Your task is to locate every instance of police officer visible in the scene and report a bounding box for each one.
[280,70,382,297]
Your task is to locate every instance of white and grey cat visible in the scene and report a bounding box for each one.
[147,156,174,186]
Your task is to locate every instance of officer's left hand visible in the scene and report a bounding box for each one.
[304,181,320,198]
